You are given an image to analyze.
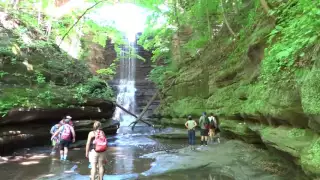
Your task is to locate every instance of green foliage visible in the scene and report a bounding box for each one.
[300,68,320,114]
[170,97,205,117]
[74,76,114,102]
[148,63,177,88]
[261,0,320,79]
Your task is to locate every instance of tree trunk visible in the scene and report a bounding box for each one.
[130,92,158,130]
[220,0,236,37]
[58,0,104,47]
[115,103,138,118]
[260,0,270,14]
[206,0,211,39]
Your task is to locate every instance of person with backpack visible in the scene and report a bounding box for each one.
[50,123,61,155]
[214,115,221,143]
[86,121,107,180]
[59,115,74,127]
[208,113,217,143]
[199,112,210,146]
[185,115,197,150]
[51,118,76,161]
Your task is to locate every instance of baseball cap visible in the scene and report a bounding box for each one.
[66,115,72,119]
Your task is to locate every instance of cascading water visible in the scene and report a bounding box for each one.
[113,39,137,127]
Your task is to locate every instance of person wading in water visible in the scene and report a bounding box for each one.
[199,112,209,146]
[185,115,197,150]
[86,121,108,180]
[51,118,76,161]
[50,123,61,155]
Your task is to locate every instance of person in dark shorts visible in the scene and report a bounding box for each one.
[199,112,209,146]
[51,118,75,161]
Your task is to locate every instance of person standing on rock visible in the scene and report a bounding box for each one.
[51,118,76,161]
[185,115,197,150]
[86,121,108,180]
[199,112,209,146]
[208,113,217,143]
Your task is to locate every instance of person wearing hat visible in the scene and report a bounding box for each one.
[51,117,76,161]
[185,115,197,150]
[60,115,74,127]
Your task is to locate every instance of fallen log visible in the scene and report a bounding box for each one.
[115,103,138,118]
[130,77,178,130]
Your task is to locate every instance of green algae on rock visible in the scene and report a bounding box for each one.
[221,119,320,178]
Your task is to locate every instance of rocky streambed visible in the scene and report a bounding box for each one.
[1,127,310,180]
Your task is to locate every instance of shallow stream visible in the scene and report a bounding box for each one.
[0,126,310,180]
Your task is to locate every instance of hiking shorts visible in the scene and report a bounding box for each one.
[60,139,71,150]
[200,129,209,136]
[209,128,215,136]
[89,149,106,163]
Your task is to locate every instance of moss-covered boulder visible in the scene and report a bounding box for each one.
[222,119,320,177]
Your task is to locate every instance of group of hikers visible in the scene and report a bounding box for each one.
[185,112,220,150]
[50,115,108,180]
[47,112,219,179]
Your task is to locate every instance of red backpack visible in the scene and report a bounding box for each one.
[61,124,72,141]
[93,130,107,152]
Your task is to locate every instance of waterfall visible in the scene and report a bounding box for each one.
[113,40,137,126]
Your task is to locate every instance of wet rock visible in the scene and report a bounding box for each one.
[37,172,139,180]
[151,128,200,139]
[221,119,320,178]
[140,140,309,180]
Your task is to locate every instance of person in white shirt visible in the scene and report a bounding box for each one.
[185,115,197,150]
[208,113,218,143]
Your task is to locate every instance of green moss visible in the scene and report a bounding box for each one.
[169,97,205,117]
[301,138,320,175]
[301,69,320,114]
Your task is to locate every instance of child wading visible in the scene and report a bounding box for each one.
[185,115,197,150]
[50,124,61,155]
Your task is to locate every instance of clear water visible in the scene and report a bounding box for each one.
[0,127,310,180]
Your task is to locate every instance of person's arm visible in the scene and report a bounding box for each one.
[51,126,62,140]
[185,122,188,129]
[194,120,197,127]
[50,127,54,135]
[85,132,93,158]
[71,126,76,142]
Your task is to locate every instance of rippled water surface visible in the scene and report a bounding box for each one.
[0,126,187,179]
[0,126,311,180]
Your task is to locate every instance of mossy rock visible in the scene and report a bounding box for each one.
[301,138,320,177]
[169,97,205,117]
[220,120,262,144]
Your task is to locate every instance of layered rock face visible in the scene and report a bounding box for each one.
[134,40,158,116]
[155,0,320,178]
[0,100,117,155]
